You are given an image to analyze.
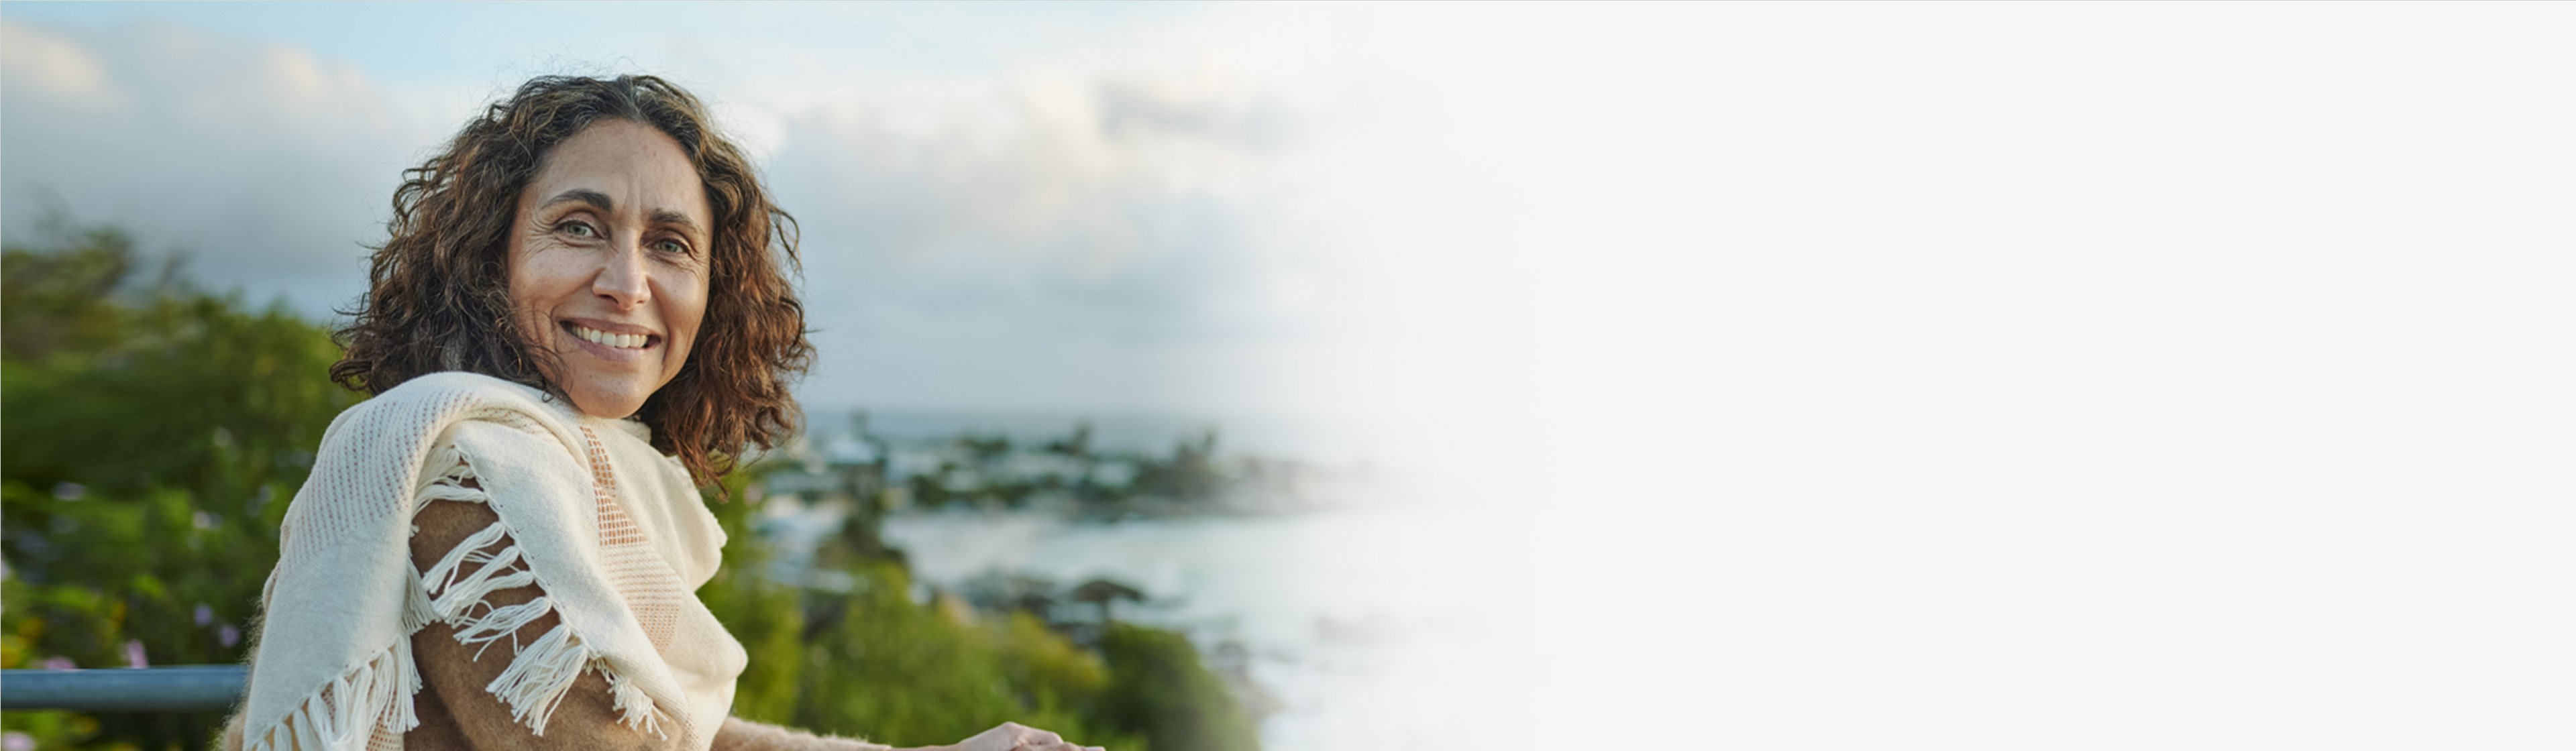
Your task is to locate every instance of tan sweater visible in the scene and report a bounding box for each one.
[221,496,887,751]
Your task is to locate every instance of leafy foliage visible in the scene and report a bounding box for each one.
[1,219,360,750]
[699,484,1153,750]
[1098,624,1261,751]
[1130,430,1226,504]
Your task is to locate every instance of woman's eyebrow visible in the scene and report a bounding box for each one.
[648,209,704,236]
[539,189,702,235]
[539,188,615,213]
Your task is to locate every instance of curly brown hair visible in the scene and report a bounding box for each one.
[331,74,811,487]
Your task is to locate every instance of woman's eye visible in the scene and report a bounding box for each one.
[655,239,690,255]
[561,221,598,238]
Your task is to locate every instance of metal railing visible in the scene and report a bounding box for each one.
[0,666,245,712]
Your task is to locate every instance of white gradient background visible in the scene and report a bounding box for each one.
[6,3,2572,748]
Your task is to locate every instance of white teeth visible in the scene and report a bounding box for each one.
[572,325,648,350]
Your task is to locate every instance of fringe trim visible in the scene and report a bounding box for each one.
[473,624,669,739]
[418,444,478,497]
[484,625,586,734]
[435,532,672,738]
[246,446,671,750]
[607,669,667,738]
[242,623,424,751]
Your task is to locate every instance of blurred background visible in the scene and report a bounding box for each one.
[6,3,2575,750]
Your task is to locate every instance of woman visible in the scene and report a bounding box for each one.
[222,75,1099,751]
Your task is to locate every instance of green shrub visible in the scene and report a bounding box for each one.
[700,552,1146,750]
[2,219,358,751]
[1099,624,1261,751]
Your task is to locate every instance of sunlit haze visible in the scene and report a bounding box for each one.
[6,3,2573,748]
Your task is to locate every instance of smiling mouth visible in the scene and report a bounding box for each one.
[563,321,658,350]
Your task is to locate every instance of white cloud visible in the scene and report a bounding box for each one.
[698,42,1366,416]
[1,19,455,315]
[0,22,115,104]
[773,58,1295,271]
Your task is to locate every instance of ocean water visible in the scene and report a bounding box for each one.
[801,407,1389,468]
[881,504,1521,751]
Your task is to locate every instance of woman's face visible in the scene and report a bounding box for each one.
[506,119,713,419]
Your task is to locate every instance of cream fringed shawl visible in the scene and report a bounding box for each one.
[242,371,746,751]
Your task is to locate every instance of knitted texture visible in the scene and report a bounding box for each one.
[242,372,747,751]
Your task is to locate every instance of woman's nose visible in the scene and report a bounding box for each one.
[592,238,652,308]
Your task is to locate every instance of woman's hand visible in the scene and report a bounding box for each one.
[918,722,1103,751]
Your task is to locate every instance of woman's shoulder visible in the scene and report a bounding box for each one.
[321,372,570,445]
[294,373,596,502]
[368,371,556,416]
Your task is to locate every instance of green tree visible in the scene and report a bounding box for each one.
[1134,430,1226,504]
[700,469,1159,750]
[1099,624,1261,751]
[1,217,361,750]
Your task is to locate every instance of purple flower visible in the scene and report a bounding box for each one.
[123,639,148,668]
[219,625,241,648]
[196,603,215,626]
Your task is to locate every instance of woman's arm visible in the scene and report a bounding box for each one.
[713,719,1101,751]
[410,494,1097,751]
[712,717,888,751]
[407,496,684,751]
